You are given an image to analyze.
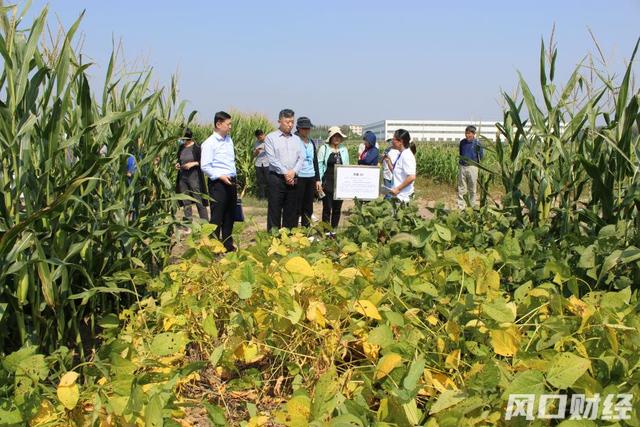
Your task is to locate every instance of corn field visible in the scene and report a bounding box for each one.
[0,5,194,355]
[492,39,640,237]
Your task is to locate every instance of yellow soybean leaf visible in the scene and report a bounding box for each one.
[426,314,439,326]
[339,268,360,279]
[306,300,327,327]
[476,270,500,295]
[285,256,314,277]
[59,371,79,387]
[354,300,382,320]
[375,353,403,380]
[456,253,474,275]
[57,384,79,410]
[246,415,269,427]
[490,326,521,357]
[529,288,550,298]
[285,394,311,419]
[31,400,57,426]
[445,349,461,370]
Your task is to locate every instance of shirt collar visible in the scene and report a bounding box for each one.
[214,132,228,141]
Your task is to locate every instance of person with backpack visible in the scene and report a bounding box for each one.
[294,117,321,227]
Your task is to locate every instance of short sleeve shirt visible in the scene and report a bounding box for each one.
[392,149,416,202]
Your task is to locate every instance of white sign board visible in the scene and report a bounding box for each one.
[333,165,381,200]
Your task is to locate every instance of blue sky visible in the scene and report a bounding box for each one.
[24,1,640,125]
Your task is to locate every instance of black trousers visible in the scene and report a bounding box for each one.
[296,177,316,227]
[255,165,269,199]
[322,190,343,229]
[267,172,298,231]
[178,172,208,220]
[209,178,237,251]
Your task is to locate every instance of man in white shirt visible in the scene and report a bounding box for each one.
[200,111,237,251]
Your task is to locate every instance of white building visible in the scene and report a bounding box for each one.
[362,120,500,143]
[349,125,363,136]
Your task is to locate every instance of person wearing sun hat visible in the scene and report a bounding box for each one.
[318,126,350,231]
[358,131,379,166]
[294,116,321,227]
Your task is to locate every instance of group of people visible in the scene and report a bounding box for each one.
[173,108,483,251]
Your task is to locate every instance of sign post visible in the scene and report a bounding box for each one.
[333,165,381,200]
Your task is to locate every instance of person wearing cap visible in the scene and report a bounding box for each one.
[358,131,379,166]
[457,125,484,209]
[264,109,306,230]
[201,111,238,251]
[294,117,321,227]
[175,128,208,224]
[253,129,269,199]
[318,126,350,230]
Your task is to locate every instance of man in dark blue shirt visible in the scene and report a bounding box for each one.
[457,125,484,209]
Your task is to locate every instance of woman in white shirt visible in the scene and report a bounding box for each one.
[388,129,416,202]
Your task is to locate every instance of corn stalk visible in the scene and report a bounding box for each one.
[0,4,193,354]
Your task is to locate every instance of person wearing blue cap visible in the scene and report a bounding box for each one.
[358,131,379,166]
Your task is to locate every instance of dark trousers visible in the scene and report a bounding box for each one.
[296,177,316,227]
[255,165,269,199]
[322,190,343,229]
[267,172,298,231]
[178,172,208,220]
[209,178,237,251]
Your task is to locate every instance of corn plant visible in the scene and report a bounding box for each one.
[0,4,192,354]
[492,38,639,240]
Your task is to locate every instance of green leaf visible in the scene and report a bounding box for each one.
[2,347,37,373]
[203,402,227,425]
[578,245,596,269]
[403,357,425,391]
[503,370,545,399]
[149,332,188,357]
[16,354,48,381]
[203,316,218,338]
[434,224,452,242]
[384,311,405,327]
[98,313,119,329]
[208,345,224,367]
[599,250,621,280]
[368,325,394,348]
[546,353,591,389]
[237,282,253,300]
[557,420,598,427]
[621,246,640,263]
[145,394,164,427]
[311,366,339,419]
[601,286,631,310]
[482,299,516,324]
[410,282,438,296]
[429,390,466,414]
